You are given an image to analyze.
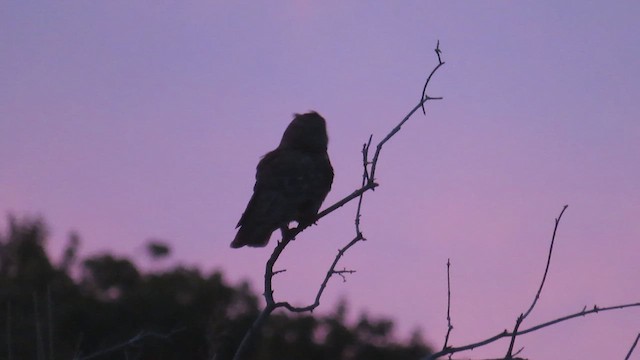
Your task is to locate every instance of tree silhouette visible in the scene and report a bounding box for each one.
[0,215,432,360]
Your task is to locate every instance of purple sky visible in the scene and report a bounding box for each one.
[2,2,639,359]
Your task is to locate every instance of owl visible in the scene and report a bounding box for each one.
[231,112,334,248]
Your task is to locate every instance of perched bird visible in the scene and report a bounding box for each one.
[231,112,334,248]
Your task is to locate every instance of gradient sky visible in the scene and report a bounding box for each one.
[2,2,639,359]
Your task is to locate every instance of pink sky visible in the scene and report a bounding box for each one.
[1,2,639,359]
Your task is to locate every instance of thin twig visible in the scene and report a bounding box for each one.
[369,98,441,183]
[369,42,444,183]
[421,40,445,115]
[361,135,373,185]
[442,259,454,352]
[525,205,569,318]
[356,135,373,236]
[333,268,357,282]
[505,205,568,358]
[625,332,640,360]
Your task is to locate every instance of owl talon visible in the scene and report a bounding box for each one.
[280,227,296,241]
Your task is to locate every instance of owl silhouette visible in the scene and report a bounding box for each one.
[231,112,334,248]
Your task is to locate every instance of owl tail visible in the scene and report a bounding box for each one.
[230,226,272,248]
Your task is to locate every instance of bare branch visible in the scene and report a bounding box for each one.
[231,41,445,360]
[425,302,640,360]
[625,333,640,360]
[516,302,640,336]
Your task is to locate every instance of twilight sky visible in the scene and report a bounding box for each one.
[1,2,639,359]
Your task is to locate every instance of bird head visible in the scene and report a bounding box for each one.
[278,111,329,151]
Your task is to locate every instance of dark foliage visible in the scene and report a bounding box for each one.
[0,215,431,360]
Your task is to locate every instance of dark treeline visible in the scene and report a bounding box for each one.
[0,215,431,360]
